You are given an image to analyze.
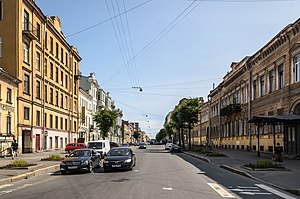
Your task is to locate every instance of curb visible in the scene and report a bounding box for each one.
[220,164,300,197]
[0,164,59,186]
[183,152,211,163]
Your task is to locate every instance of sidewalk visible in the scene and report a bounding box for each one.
[185,149,300,196]
[0,150,66,185]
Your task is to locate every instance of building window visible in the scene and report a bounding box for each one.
[6,88,11,103]
[44,58,47,76]
[23,43,29,63]
[55,42,59,59]
[24,107,30,120]
[269,69,274,93]
[50,63,53,79]
[50,87,53,103]
[50,114,53,128]
[65,118,67,130]
[24,74,30,94]
[61,48,64,63]
[61,93,63,108]
[0,36,2,57]
[65,75,68,89]
[50,37,53,54]
[260,75,265,97]
[44,85,48,102]
[74,100,77,112]
[6,113,11,134]
[74,121,77,132]
[252,80,256,100]
[36,23,41,41]
[60,71,63,85]
[55,91,58,106]
[55,116,58,129]
[278,63,284,89]
[65,53,68,66]
[0,1,3,21]
[60,117,63,130]
[36,52,40,71]
[55,66,58,83]
[36,110,40,126]
[23,10,29,30]
[36,80,40,99]
[294,55,300,83]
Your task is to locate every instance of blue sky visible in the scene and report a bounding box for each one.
[36,0,300,138]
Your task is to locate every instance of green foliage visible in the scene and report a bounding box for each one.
[133,131,141,141]
[156,129,167,141]
[93,109,117,139]
[0,160,36,168]
[41,154,63,161]
[244,159,284,169]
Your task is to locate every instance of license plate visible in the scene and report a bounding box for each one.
[68,166,77,169]
[112,165,121,168]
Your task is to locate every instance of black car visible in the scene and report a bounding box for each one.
[138,142,146,149]
[170,144,182,153]
[103,147,136,171]
[60,149,101,174]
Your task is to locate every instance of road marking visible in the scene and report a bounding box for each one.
[230,188,260,192]
[162,187,173,191]
[0,184,13,189]
[134,170,138,172]
[240,192,271,195]
[256,184,297,199]
[236,186,258,189]
[207,183,235,198]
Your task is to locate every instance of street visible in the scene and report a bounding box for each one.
[0,145,297,199]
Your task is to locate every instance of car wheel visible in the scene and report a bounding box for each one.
[61,170,67,175]
[87,163,93,173]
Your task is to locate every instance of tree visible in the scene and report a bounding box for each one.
[178,98,200,150]
[93,109,117,140]
[171,106,186,149]
[165,123,174,141]
[133,131,141,142]
[155,128,167,142]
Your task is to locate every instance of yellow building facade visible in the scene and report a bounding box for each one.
[0,0,81,153]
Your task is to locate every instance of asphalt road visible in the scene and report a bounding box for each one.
[0,145,298,199]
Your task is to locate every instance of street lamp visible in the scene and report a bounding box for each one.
[132,86,143,92]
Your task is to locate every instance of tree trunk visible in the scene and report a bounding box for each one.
[181,128,185,150]
[188,124,192,150]
[178,129,181,146]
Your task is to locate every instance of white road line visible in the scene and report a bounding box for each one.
[207,183,235,198]
[236,186,259,189]
[255,184,297,199]
[162,187,173,191]
[0,184,13,189]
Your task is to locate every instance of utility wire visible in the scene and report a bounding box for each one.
[66,0,152,37]
[102,0,201,85]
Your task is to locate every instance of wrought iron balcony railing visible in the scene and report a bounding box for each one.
[220,103,242,116]
[23,22,38,40]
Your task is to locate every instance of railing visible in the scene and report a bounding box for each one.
[23,22,38,40]
[220,103,241,116]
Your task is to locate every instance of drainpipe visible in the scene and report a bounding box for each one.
[246,61,252,150]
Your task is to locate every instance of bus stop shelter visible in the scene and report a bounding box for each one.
[248,115,300,156]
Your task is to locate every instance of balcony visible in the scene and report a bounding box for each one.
[220,103,241,116]
[22,22,38,40]
[74,70,82,80]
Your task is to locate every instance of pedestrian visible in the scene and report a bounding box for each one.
[11,139,18,160]
[274,142,283,163]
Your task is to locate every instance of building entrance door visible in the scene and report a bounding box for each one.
[36,134,40,151]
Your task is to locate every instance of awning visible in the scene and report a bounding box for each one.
[248,115,300,125]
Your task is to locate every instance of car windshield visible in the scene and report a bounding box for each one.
[88,142,103,149]
[70,150,91,157]
[139,142,145,145]
[108,148,130,156]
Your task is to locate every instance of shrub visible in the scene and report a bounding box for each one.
[41,154,63,161]
[244,159,284,169]
[11,160,31,167]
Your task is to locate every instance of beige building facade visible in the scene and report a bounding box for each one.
[205,18,300,154]
[0,0,81,153]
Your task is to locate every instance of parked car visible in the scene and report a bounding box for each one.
[110,141,120,148]
[65,143,87,154]
[170,144,182,153]
[87,140,110,157]
[121,143,130,147]
[138,142,146,149]
[60,149,101,174]
[165,143,173,150]
[103,147,136,171]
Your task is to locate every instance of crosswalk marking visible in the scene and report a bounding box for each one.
[208,183,235,198]
[0,184,13,189]
[256,184,297,199]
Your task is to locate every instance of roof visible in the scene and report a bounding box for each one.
[248,115,300,125]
